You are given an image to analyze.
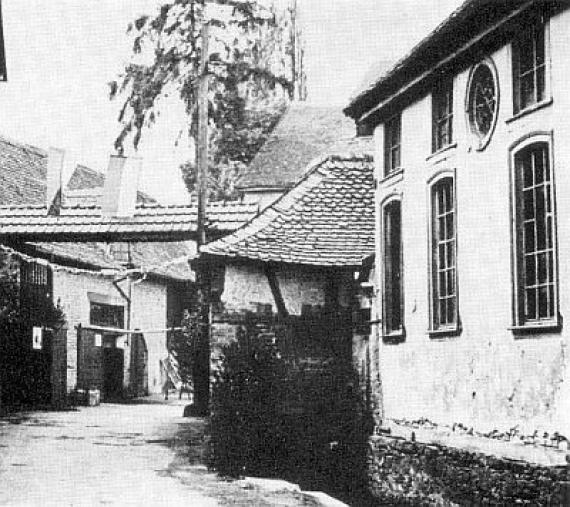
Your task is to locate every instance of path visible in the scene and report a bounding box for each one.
[0,398,317,506]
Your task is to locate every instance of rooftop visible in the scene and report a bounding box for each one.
[0,202,258,242]
[344,0,548,123]
[237,103,356,191]
[66,164,156,205]
[0,135,257,279]
[203,152,375,268]
[30,241,196,282]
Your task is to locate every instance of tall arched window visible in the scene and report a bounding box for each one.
[382,198,404,337]
[512,138,558,329]
[429,175,458,333]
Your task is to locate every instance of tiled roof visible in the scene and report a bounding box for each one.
[66,164,156,205]
[0,202,259,242]
[67,164,105,190]
[31,241,196,281]
[0,135,257,280]
[0,136,47,205]
[202,153,375,267]
[237,103,356,190]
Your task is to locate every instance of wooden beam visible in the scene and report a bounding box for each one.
[264,263,289,318]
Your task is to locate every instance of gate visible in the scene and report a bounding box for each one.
[77,326,125,400]
[103,347,124,399]
[129,333,148,397]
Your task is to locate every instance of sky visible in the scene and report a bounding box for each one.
[0,0,463,203]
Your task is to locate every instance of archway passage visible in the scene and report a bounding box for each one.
[130,333,148,397]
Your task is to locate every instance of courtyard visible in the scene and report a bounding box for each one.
[0,398,320,506]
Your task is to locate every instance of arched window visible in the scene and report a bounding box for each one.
[429,175,458,334]
[382,198,403,337]
[511,139,558,329]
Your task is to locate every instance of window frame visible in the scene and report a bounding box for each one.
[511,10,550,116]
[383,113,401,177]
[90,301,125,330]
[380,195,404,340]
[427,171,459,336]
[432,78,454,153]
[465,58,500,151]
[509,133,559,332]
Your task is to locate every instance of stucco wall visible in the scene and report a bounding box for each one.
[52,270,168,394]
[372,9,570,435]
[221,263,353,315]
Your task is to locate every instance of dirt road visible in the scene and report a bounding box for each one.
[0,398,316,506]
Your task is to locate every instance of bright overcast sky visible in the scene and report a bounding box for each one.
[0,0,462,203]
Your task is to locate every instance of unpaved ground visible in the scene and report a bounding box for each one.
[0,397,317,506]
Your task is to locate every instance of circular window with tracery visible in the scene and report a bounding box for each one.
[466,59,499,150]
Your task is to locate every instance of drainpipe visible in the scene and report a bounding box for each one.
[111,244,134,394]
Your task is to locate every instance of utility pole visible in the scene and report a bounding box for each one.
[196,20,209,249]
[290,0,296,101]
[194,16,211,416]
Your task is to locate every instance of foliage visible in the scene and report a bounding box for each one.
[169,308,200,387]
[208,312,374,504]
[208,314,287,477]
[180,102,284,199]
[0,252,66,407]
[110,0,303,200]
[0,252,64,334]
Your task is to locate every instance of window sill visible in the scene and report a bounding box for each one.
[506,98,553,124]
[426,142,457,162]
[380,168,404,185]
[428,326,461,339]
[509,320,561,336]
[382,328,405,344]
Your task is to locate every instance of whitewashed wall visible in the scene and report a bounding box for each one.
[373,9,570,435]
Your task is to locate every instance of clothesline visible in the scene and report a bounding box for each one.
[76,323,184,335]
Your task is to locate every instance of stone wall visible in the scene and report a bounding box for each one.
[367,434,570,505]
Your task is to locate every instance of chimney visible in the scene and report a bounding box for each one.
[46,147,64,215]
[101,155,142,217]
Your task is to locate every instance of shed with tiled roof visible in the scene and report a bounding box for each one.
[204,153,375,267]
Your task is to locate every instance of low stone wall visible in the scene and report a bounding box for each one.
[368,434,570,505]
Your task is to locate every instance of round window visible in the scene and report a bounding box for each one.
[466,60,499,150]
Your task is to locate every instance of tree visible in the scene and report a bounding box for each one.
[110,0,304,200]
[0,252,65,406]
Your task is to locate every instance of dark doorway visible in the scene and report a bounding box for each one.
[103,344,124,400]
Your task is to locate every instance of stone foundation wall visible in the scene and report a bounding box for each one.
[368,434,570,505]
